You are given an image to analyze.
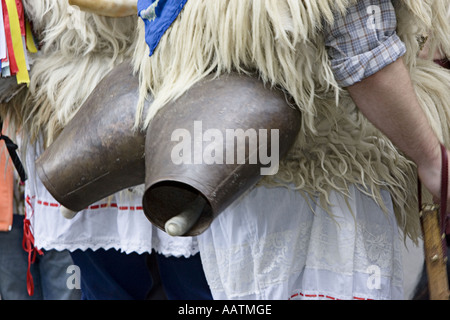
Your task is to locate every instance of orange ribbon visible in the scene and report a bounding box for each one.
[0,123,13,232]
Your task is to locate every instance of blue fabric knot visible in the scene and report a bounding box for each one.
[138,0,188,56]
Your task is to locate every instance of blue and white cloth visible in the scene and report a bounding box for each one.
[138,0,188,56]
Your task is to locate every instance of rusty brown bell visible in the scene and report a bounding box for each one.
[35,62,149,212]
[143,73,302,236]
[36,67,301,236]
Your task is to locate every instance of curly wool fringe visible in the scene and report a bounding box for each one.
[7,0,138,147]
[133,0,450,241]
[394,0,450,65]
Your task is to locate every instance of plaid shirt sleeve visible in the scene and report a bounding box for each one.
[324,0,406,87]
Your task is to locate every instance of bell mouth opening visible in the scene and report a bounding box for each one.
[142,181,214,236]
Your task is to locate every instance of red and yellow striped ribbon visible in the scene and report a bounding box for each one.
[4,0,29,84]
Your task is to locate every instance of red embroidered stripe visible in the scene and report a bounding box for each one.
[289,291,374,301]
[34,199,142,211]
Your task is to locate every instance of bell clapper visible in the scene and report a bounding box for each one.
[165,195,206,236]
[60,206,78,220]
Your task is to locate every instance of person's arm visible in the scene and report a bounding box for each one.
[346,57,448,207]
[324,0,450,208]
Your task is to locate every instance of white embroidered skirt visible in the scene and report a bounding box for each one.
[197,184,404,300]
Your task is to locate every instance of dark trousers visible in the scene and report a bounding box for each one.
[70,248,212,300]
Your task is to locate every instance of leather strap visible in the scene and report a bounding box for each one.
[0,120,27,183]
